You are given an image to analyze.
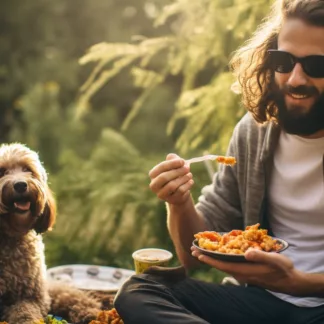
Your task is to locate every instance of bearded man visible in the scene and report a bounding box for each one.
[114,1,324,323]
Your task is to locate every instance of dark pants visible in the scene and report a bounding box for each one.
[114,271,324,324]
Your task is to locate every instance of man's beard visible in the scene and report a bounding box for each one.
[272,84,324,136]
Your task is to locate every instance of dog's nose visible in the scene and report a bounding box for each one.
[14,181,28,193]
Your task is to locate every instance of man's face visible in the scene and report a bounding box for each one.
[273,18,324,137]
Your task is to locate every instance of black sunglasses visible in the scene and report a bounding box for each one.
[267,49,324,78]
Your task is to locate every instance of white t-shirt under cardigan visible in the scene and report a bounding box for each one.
[269,131,324,307]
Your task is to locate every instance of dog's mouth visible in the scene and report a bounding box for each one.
[8,193,35,215]
[2,186,37,216]
[1,182,41,221]
[0,195,37,235]
[13,200,31,213]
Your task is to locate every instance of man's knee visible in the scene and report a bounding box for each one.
[114,274,168,323]
[114,274,158,310]
[114,275,142,309]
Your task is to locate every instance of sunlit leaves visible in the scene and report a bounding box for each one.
[78,0,270,155]
[52,127,164,265]
[168,72,241,154]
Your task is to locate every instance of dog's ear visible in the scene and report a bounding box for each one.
[34,187,57,234]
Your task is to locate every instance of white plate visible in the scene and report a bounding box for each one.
[47,264,135,292]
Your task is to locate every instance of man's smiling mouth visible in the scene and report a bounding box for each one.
[281,84,319,102]
[289,93,310,100]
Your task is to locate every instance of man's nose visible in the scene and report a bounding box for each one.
[287,62,308,87]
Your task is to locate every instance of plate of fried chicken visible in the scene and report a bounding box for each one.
[193,223,289,263]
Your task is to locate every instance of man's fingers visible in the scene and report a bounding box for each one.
[159,178,194,202]
[166,153,181,160]
[176,178,194,196]
[148,153,194,204]
[245,249,275,263]
[148,158,185,179]
[245,249,293,269]
[157,173,193,197]
[192,252,269,276]
[192,249,294,279]
[150,166,190,192]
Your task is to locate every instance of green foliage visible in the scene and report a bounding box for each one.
[58,129,153,237]
[9,81,173,268]
[9,82,65,171]
[3,0,176,270]
[170,72,240,154]
[78,0,272,155]
[4,0,273,282]
[0,0,171,142]
[44,127,172,268]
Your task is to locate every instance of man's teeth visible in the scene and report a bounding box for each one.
[290,93,309,99]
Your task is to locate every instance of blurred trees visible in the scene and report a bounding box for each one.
[0,0,170,143]
[1,0,180,269]
[78,0,272,154]
[2,0,271,279]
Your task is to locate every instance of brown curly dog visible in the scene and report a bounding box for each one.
[0,143,101,324]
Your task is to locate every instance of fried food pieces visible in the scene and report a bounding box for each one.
[89,308,124,324]
[215,156,236,165]
[194,223,283,255]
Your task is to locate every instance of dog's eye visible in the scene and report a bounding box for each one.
[22,166,32,173]
[0,168,6,178]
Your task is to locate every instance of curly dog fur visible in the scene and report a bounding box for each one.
[0,143,101,324]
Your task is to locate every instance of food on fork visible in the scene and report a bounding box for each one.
[185,154,236,166]
[215,156,236,165]
[194,223,283,255]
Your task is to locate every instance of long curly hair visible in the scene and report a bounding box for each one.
[230,0,324,124]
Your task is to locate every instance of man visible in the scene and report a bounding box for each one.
[114,0,324,323]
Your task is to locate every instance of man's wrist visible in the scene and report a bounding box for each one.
[167,194,194,215]
[290,270,324,297]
